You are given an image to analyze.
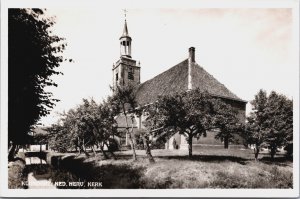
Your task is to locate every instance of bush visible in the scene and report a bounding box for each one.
[107,138,119,152]
[8,158,27,189]
[134,134,145,150]
[284,143,293,158]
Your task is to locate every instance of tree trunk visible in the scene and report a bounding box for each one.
[143,136,155,163]
[224,136,229,149]
[82,140,90,157]
[123,110,137,161]
[254,144,260,161]
[270,144,276,161]
[91,145,96,156]
[104,142,117,160]
[78,146,82,155]
[188,134,193,159]
[8,142,16,161]
[77,137,82,155]
[128,131,137,161]
[14,145,20,156]
[100,144,108,159]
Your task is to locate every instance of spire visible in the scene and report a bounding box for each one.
[121,9,130,38]
[120,9,132,58]
[122,20,129,37]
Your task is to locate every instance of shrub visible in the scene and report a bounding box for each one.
[8,159,26,189]
[108,138,119,152]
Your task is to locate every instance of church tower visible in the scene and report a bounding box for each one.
[112,17,140,91]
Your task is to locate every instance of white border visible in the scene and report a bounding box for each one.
[1,0,299,197]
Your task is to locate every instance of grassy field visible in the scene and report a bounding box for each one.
[59,147,293,189]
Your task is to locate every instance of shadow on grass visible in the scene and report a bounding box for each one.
[156,154,249,165]
[54,155,145,189]
[260,156,293,167]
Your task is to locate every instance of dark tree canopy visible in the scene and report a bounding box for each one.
[244,89,293,160]
[213,100,244,149]
[46,98,118,157]
[144,89,217,158]
[8,9,66,145]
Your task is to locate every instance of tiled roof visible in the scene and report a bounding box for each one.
[135,59,246,105]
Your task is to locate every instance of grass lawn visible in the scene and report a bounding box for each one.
[60,147,293,189]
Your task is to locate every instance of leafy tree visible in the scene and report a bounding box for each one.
[46,122,75,153]
[111,84,138,161]
[79,98,118,159]
[47,98,118,158]
[264,91,293,159]
[135,129,155,163]
[244,89,268,161]
[145,89,216,158]
[46,108,83,153]
[8,9,67,160]
[245,90,293,161]
[213,100,244,149]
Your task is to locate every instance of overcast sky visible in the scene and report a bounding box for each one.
[40,6,297,126]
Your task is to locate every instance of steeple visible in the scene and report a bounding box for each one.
[122,20,129,37]
[112,10,141,92]
[120,10,132,58]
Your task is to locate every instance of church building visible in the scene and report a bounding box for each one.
[113,19,247,150]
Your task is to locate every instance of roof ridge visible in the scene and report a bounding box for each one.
[140,58,188,86]
[135,59,246,105]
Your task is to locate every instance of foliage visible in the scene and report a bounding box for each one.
[8,157,27,189]
[47,98,118,155]
[144,89,219,158]
[8,9,67,147]
[244,89,293,160]
[110,84,138,160]
[30,133,49,145]
[213,100,244,148]
[46,122,74,153]
[107,138,120,152]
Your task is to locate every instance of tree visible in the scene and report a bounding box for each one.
[8,9,67,160]
[213,100,244,149]
[244,89,268,161]
[264,91,293,159]
[244,90,293,161]
[79,98,118,159]
[46,122,75,153]
[111,84,138,161]
[145,89,216,158]
[135,129,155,163]
[47,98,118,159]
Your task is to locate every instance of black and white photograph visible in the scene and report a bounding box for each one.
[0,0,299,197]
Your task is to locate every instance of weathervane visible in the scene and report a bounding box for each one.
[123,9,127,20]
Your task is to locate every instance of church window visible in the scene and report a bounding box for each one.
[116,73,118,81]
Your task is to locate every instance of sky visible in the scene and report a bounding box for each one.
[40,6,298,126]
